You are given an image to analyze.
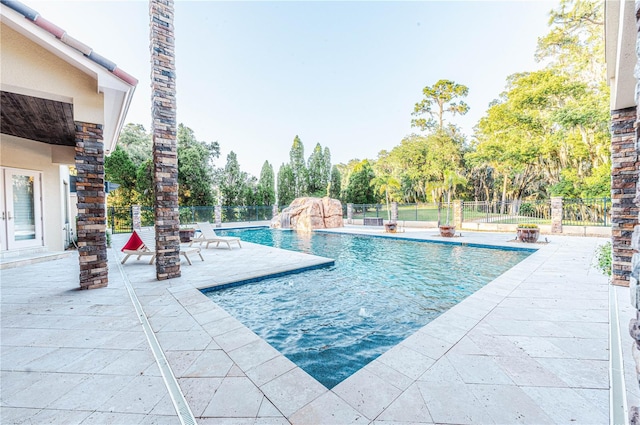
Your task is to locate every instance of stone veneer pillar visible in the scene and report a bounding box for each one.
[215,205,222,227]
[612,107,639,286]
[452,200,463,229]
[550,197,563,234]
[132,205,141,230]
[75,122,108,289]
[347,203,353,223]
[627,5,640,423]
[272,205,278,220]
[151,0,180,280]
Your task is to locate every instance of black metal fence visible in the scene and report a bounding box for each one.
[108,198,611,233]
[462,200,552,225]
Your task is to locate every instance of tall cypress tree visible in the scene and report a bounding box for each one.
[289,136,307,197]
[307,143,325,196]
[329,165,342,200]
[277,163,296,206]
[257,160,276,206]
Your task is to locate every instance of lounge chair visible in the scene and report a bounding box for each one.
[190,222,242,249]
[121,228,204,265]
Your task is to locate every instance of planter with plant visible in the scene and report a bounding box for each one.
[516,223,540,243]
[436,171,467,237]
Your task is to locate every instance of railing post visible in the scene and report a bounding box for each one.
[214,204,222,228]
[347,203,353,224]
[551,197,563,234]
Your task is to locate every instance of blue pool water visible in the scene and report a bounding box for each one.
[204,228,531,388]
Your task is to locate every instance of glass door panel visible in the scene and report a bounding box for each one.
[2,168,42,250]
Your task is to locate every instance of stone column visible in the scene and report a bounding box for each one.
[391,202,398,222]
[215,205,222,228]
[347,203,353,224]
[612,107,639,286]
[75,122,108,289]
[151,0,180,280]
[132,205,141,231]
[627,8,640,423]
[272,205,279,219]
[551,197,563,234]
[452,200,463,229]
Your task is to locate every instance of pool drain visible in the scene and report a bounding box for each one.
[114,251,197,425]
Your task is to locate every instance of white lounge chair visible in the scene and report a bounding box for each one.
[191,222,242,249]
[121,228,204,265]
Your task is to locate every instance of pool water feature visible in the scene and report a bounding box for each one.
[204,229,531,389]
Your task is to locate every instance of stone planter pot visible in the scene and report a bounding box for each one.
[385,222,397,233]
[179,228,195,243]
[517,227,540,243]
[439,225,456,237]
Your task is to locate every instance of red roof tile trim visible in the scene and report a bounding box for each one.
[1,0,138,87]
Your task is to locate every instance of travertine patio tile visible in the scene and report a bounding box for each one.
[573,388,609,417]
[377,345,435,381]
[164,350,200,376]
[521,386,609,424]
[177,377,223,417]
[98,348,158,376]
[2,371,87,409]
[149,393,179,416]
[28,408,94,424]
[138,414,181,424]
[245,355,297,387]
[214,326,261,352]
[80,411,146,424]
[260,367,327,417]
[363,359,414,391]
[400,332,450,360]
[182,349,234,377]
[545,336,609,360]
[417,382,494,424]
[447,354,515,385]
[534,358,609,389]
[204,316,245,338]
[257,396,283,417]
[289,391,364,424]
[224,365,244,377]
[0,346,58,371]
[58,348,130,374]
[470,384,554,424]
[201,377,263,418]
[333,368,402,419]
[48,374,134,410]
[417,356,465,384]
[493,355,567,387]
[227,338,280,371]
[148,314,199,332]
[100,376,168,414]
[191,306,232,326]
[375,383,433,423]
[466,330,525,357]
[155,329,212,351]
[0,406,40,424]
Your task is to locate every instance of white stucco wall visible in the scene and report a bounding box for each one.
[0,23,104,125]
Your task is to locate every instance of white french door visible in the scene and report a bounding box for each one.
[0,167,43,250]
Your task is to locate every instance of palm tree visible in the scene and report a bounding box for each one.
[371,174,401,221]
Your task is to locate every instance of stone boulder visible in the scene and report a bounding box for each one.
[271,197,344,231]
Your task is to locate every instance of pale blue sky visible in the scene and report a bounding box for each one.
[30,1,557,176]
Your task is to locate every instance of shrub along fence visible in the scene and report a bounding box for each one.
[107,197,611,234]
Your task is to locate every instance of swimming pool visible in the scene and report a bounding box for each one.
[204,228,531,388]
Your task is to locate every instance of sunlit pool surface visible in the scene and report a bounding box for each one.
[203,228,531,388]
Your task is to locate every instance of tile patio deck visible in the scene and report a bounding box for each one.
[1,226,613,424]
